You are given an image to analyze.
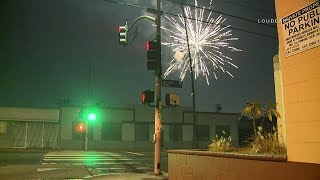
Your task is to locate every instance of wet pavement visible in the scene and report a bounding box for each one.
[0,150,168,179]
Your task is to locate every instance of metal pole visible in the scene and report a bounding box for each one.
[85,121,88,150]
[181,5,198,148]
[42,122,44,148]
[85,64,91,151]
[25,122,28,148]
[154,0,162,175]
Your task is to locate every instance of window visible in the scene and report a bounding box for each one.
[135,124,149,141]
[0,121,7,134]
[169,125,183,142]
[102,122,122,140]
[197,125,210,141]
[216,125,230,138]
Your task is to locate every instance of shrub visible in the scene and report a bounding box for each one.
[208,130,232,152]
[248,126,286,155]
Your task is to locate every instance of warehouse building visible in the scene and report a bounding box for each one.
[0,105,239,150]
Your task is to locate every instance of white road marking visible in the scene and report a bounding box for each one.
[43,158,132,161]
[44,154,121,157]
[95,167,127,170]
[41,162,139,166]
[136,167,152,169]
[126,152,144,156]
[37,167,70,172]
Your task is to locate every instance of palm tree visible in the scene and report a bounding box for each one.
[261,102,281,132]
[241,101,263,135]
[265,102,281,121]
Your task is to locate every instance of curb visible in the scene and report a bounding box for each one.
[87,172,168,180]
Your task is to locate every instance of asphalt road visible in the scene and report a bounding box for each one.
[0,150,168,179]
[0,152,46,166]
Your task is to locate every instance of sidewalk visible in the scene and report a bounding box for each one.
[0,148,164,153]
[0,147,58,153]
[0,164,168,179]
[88,172,168,180]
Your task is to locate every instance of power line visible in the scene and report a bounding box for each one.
[163,11,277,39]
[104,0,277,39]
[164,0,277,29]
[105,0,147,10]
[217,0,275,14]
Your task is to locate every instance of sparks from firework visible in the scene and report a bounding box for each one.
[161,0,242,85]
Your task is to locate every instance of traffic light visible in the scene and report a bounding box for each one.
[79,108,98,122]
[118,22,128,46]
[146,40,161,70]
[165,93,180,106]
[142,90,154,104]
[87,112,97,121]
[76,122,86,133]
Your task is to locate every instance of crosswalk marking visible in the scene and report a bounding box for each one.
[43,158,132,161]
[96,167,126,170]
[41,151,167,176]
[44,154,122,157]
[37,167,70,172]
[126,152,144,156]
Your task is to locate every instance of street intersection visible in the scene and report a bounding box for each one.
[0,150,168,179]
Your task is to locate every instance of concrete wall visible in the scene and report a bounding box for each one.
[0,107,59,122]
[275,0,320,164]
[168,151,320,180]
[273,54,287,145]
[0,107,60,148]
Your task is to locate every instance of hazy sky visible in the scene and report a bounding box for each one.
[0,0,278,112]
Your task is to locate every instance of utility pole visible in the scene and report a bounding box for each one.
[85,64,91,151]
[117,1,162,174]
[181,5,198,148]
[154,0,162,175]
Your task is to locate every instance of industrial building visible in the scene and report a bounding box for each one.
[0,105,239,150]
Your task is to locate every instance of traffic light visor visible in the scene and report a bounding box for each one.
[118,25,126,32]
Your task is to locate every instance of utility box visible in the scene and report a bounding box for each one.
[165,93,180,106]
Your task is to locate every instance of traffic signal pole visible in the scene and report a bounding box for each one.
[154,0,162,175]
[117,1,162,174]
[85,120,88,150]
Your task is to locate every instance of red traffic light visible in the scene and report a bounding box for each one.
[141,90,154,104]
[76,122,86,132]
[118,22,128,45]
[142,92,146,103]
[146,40,160,60]
[146,41,150,51]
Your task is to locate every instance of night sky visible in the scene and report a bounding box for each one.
[0,0,278,113]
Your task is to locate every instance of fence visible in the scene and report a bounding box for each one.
[0,121,59,148]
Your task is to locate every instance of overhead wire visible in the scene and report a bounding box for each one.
[164,0,277,29]
[105,0,277,39]
[215,0,275,14]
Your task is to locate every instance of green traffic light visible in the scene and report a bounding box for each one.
[87,112,96,121]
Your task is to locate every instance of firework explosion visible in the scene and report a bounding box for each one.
[161,0,242,85]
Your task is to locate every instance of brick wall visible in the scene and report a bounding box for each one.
[168,151,320,180]
[275,0,320,164]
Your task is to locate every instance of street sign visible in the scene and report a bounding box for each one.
[162,79,183,88]
[83,99,94,106]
